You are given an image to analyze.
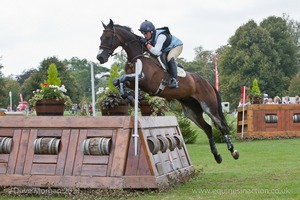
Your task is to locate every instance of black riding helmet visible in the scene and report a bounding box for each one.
[139,20,155,33]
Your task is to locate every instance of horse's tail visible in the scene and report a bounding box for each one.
[212,85,229,131]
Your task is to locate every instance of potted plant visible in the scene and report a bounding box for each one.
[248,78,263,104]
[97,64,129,116]
[138,90,152,116]
[29,63,72,116]
[148,96,169,116]
[138,90,169,116]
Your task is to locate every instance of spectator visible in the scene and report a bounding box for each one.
[88,104,93,116]
[274,96,282,104]
[283,96,291,104]
[266,98,274,104]
[295,96,300,104]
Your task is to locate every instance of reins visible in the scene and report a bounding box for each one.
[105,26,145,62]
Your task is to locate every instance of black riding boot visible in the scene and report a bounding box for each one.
[168,58,179,88]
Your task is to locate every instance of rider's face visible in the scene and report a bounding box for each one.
[143,32,151,40]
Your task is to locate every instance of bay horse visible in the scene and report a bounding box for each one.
[97,19,239,163]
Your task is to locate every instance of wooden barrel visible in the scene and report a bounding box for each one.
[0,137,12,154]
[34,137,61,154]
[83,137,111,155]
[293,114,300,123]
[173,135,184,149]
[166,135,177,151]
[157,135,168,153]
[265,115,278,123]
[147,137,159,154]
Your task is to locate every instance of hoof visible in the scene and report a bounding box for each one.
[214,154,222,164]
[231,150,239,160]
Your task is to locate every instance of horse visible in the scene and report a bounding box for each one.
[97,19,239,164]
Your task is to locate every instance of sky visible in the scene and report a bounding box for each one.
[1,0,299,77]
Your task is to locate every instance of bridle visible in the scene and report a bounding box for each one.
[99,26,144,61]
[99,29,116,56]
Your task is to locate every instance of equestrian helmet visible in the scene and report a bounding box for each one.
[139,20,155,33]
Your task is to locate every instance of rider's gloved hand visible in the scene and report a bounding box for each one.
[139,37,148,46]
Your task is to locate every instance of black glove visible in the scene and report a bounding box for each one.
[139,37,148,45]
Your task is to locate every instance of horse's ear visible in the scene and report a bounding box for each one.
[102,21,107,29]
[108,19,114,28]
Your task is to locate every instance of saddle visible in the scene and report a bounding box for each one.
[145,53,186,78]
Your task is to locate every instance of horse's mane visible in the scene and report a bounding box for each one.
[113,24,133,33]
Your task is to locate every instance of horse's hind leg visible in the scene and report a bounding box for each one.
[181,101,222,163]
[207,112,239,160]
[216,126,239,160]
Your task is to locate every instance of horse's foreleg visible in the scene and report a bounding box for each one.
[113,74,136,101]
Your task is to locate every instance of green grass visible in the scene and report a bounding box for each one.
[1,115,300,199]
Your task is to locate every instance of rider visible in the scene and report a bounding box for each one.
[139,20,183,89]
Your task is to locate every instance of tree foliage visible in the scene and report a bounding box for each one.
[3,78,20,109]
[16,68,37,85]
[107,64,120,93]
[251,78,261,95]
[0,63,5,107]
[219,16,299,108]
[63,57,109,104]
[179,46,216,86]
[20,56,81,104]
[46,63,61,86]
[288,72,300,96]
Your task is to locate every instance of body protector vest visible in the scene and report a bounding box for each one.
[150,27,183,53]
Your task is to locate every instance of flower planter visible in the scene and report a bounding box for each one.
[139,100,152,116]
[101,102,129,116]
[249,96,263,104]
[35,99,65,116]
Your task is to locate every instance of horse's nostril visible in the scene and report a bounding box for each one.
[97,55,104,64]
[96,54,101,61]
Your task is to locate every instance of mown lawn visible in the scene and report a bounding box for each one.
[1,116,299,200]
[125,134,299,200]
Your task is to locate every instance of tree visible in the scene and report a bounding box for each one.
[0,62,6,107]
[260,16,298,78]
[251,78,261,94]
[288,72,300,96]
[20,56,81,104]
[46,63,61,86]
[193,46,215,85]
[113,50,127,74]
[107,64,119,93]
[63,57,109,103]
[16,68,37,85]
[218,17,299,108]
[3,77,21,109]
